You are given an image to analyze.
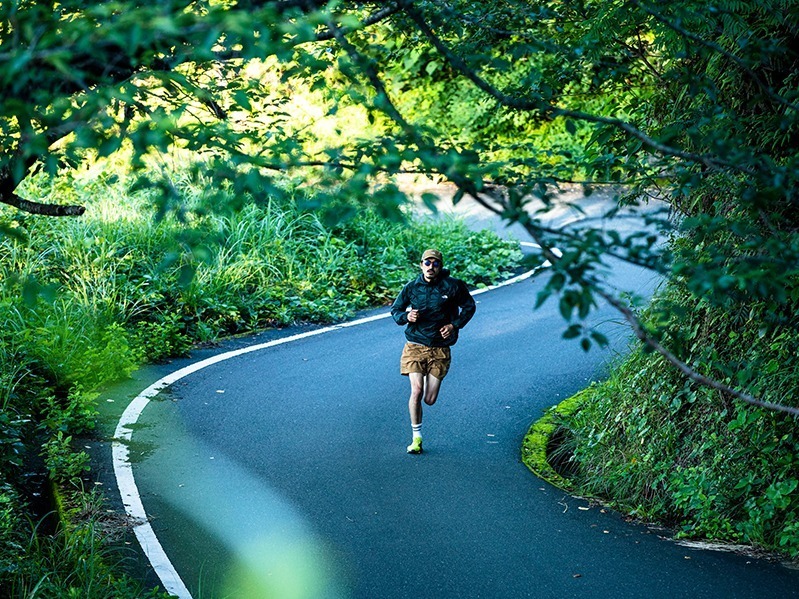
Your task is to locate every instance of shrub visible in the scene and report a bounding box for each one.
[560,283,799,557]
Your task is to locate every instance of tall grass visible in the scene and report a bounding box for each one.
[7,492,171,599]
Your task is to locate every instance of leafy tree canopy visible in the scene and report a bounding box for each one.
[2,0,799,414]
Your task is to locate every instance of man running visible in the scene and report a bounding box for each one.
[391,249,476,454]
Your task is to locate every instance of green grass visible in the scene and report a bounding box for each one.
[7,486,171,599]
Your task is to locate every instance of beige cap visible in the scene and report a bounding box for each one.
[421,249,443,262]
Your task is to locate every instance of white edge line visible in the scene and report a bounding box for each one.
[471,268,536,296]
[112,260,548,598]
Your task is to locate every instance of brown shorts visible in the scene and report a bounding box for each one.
[400,342,452,380]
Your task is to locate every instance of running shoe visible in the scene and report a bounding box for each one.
[407,437,423,454]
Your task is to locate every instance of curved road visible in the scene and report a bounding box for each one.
[100,194,799,598]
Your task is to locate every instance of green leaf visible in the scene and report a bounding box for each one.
[421,192,439,213]
[559,296,575,320]
[535,289,552,309]
[590,331,609,347]
[177,263,196,288]
[232,89,252,111]
[565,119,577,135]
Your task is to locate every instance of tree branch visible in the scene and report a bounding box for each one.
[209,2,401,60]
[297,3,799,417]
[471,184,799,417]
[425,0,563,51]
[400,1,756,175]
[594,285,799,417]
[1,193,86,217]
[321,4,441,153]
[313,3,401,42]
[0,149,87,216]
[611,32,663,79]
[313,4,790,420]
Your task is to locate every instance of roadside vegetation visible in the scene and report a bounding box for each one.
[526,283,799,559]
[516,0,799,562]
[0,164,521,596]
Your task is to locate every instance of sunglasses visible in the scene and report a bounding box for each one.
[423,259,441,267]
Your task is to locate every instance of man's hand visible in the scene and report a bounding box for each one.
[440,324,455,339]
[407,309,419,323]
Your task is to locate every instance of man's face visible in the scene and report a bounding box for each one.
[420,258,442,282]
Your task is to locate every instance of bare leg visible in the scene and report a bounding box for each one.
[408,373,425,425]
[423,374,443,406]
[407,373,426,453]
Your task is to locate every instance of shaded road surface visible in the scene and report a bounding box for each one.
[103,252,799,598]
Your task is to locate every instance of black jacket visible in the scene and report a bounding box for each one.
[391,269,476,347]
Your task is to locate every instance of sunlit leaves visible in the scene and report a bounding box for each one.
[1,0,798,369]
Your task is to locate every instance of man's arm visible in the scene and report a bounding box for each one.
[391,283,411,325]
[451,280,476,330]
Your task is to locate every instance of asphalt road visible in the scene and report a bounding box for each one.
[98,191,799,598]
[103,254,799,599]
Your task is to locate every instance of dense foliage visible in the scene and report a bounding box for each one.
[519,0,799,557]
[557,286,799,556]
[501,0,799,557]
[7,0,794,408]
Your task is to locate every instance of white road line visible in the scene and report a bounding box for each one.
[112,259,549,598]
